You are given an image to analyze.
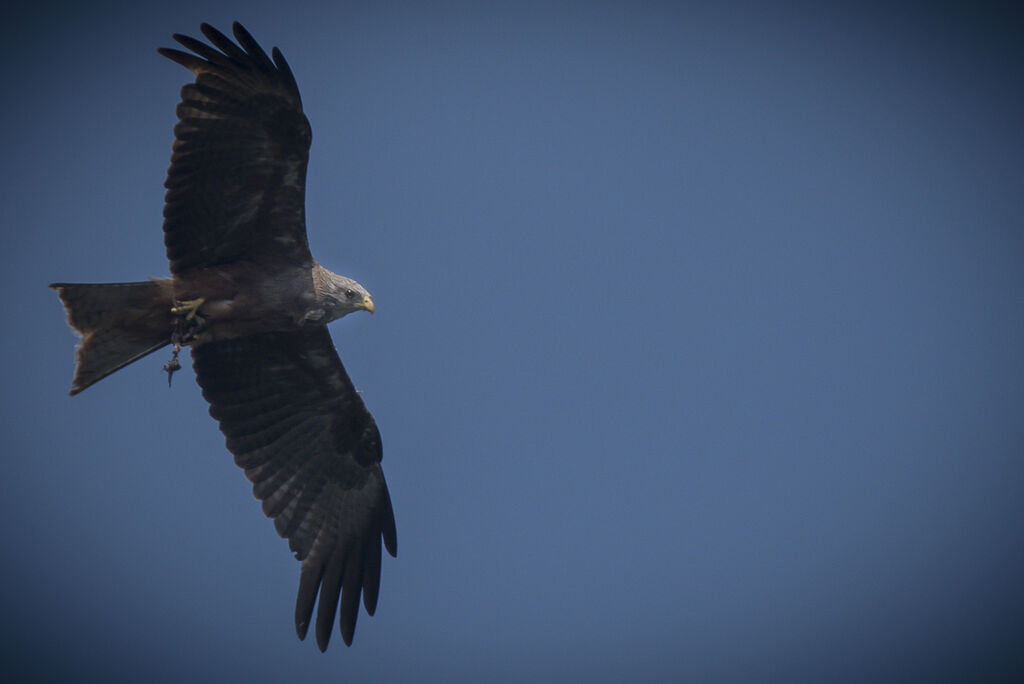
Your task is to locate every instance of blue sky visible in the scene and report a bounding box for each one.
[2,1,1023,681]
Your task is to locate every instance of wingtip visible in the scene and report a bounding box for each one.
[315,625,331,652]
[383,525,397,557]
[297,619,332,652]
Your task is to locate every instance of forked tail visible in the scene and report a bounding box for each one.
[50,280,176,395]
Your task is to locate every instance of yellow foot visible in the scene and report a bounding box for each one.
[171,297,206,321]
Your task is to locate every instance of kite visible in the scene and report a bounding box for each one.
[49,22,397,652]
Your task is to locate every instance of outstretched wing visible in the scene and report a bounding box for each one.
[159,22,313,274]
[191,328,398,651]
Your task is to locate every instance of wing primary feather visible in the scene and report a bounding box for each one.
[339,555,364,646]
[271,47,301,98]
[381,479,398,557]
[157,48,207,74]
[362,533,383,615]
[315,551,345,652]
[198,22,249,62]
[171,32,234,68]
[295,560,326,641]
[232,22,277,73]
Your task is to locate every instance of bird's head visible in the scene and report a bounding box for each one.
[329,276,374,318]
[315,266,375,321]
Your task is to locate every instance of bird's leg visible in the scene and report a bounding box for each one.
[162,302,207,387]
[171,297,206,321]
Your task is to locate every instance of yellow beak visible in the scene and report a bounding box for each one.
[360,296,375,315]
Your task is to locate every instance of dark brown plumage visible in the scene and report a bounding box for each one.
[193,328,396,648]
[50,22,395,651]
[159,22,313,274]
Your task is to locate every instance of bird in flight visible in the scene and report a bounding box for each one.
[50,22,397,652]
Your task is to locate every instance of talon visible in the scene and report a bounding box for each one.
[171,297,206,321]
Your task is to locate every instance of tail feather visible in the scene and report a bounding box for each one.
[50,280,175,395]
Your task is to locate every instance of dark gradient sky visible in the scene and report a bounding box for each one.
[2,2,1023,682]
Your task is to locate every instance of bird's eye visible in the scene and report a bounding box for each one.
[344,289,356,299]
